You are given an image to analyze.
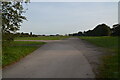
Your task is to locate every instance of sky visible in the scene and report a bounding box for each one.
[30,0,119,2]
[20,2,118,35]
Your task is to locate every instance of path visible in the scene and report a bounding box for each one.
[3,38,96,78]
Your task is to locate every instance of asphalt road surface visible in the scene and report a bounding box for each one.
[3,38,96,78]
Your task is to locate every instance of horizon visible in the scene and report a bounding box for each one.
[19,2,118,35]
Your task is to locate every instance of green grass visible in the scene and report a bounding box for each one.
[80,36,118,53]
[2,41,45,67]
[15,36,70,40]
[12,41,45,45]
[79,36,119,78]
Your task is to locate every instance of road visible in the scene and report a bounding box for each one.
[3,38,96,78]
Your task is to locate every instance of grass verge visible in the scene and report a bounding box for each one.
[2,41,45,67]
[15,36,70,40]
[79,36,119,78]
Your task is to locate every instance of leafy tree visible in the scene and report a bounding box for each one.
[81,24,111,36]
[30,32,32,37]
[1,1,28,46]
[83,30,94,36]
[78,31,84,36]
[111,24,120,36]
[2,2,26,36]
[92,24,111,36]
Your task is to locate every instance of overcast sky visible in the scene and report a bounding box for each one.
[20,2,118,35]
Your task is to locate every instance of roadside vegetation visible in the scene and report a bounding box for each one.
[79,36,119,78]
[15,36,70,40]
[2,41,45,67]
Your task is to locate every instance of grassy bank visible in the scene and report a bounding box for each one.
[79,36,119,78]
[15,36,70,40]
[2,41,45,67]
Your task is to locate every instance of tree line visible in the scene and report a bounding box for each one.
[69,23,120,36]
[15,32,38,37]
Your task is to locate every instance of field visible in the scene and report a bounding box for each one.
[2,41,45,67]
[15,36,70,40]
[79,36,119,78]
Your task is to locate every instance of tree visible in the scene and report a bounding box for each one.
[30,32,32,37]
[92,24,111,36]
[81,24,111,36]
[2,2,27,33]
[111,24,120,36]
[78,31,84,36]
[83,30,94,36]
[2,1,27,46]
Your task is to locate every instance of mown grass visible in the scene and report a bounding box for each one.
[2,41,45,67]
[80,36,118,53]
[15,36,70,40]
[12,41,45,45]
[79,36,119,78]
